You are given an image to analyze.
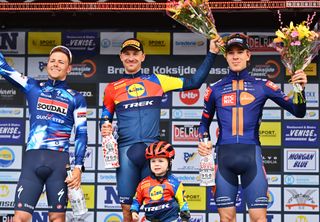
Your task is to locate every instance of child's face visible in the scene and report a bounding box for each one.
[150,157,169,177]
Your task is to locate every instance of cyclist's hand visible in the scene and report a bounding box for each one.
[198,140,213,156]
[209,35,224,54]
[101,122,113,136]
[65,167,82,189]
[291,69,307,89]
[0,53,14,73]
[131,212,139,222]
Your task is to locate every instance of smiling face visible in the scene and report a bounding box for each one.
[47,51,72,81]
[226,46,251,72]
[150,157,169,177]
[119,48,145,74]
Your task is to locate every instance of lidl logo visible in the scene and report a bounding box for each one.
[149,185,164,201]
[0,147,15,167]
[127,83,146,98]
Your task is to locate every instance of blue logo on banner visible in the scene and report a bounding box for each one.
[0,147,15,167]
[0,119,24,145]
[283,121,319,147]
[63,32,99,56]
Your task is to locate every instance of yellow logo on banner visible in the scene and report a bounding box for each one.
[285,63,317,76]
[259,122,281,146]
[184,186,206,210]
[28,32,61,54]
[137,32,170,55]
[67,185,95,209]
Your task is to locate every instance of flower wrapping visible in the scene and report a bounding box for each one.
[166,0,225,53]
[270,21,320,104]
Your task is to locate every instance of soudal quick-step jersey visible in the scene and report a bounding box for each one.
[101,52,216,146]
[0,56,87,166]
[199,69,306,145]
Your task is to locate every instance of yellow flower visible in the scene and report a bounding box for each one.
[297,23,310,40]
[192,0,203,5]
[273,37,284,43]
[276,29,286,39]
[289,21,295,31]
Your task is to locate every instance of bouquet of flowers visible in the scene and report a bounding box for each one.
[166,0,225,53]
[270,12,320,104]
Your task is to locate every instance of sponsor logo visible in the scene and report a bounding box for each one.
[145,203,170,212]
[204,87,212,102]
[127,83,146,97]
[149,185,164,201]
[285,149,318,172]
[0,32,18,50]
[285,189,318,210]
[0,213,14,221]
[104,213,122,222]
[36,114,64,124]
[123,100,154,109]
[69,59,96,78]
[240,92,255,105]
[184,152,197,163]
[0,147,15,167]
[265,81,279,91]
[37,97,68,115]
[179,89,200,105]
[77,112,87,118]
[251,60,280,79]
[222,92,236,106]
[174,124,199,142]
[0,185,10,197]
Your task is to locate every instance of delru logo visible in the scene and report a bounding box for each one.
[37,97,68,115]
[179,89,200,105]
[32,211,48,222]
[286,189,318,210]
[0,32,18,50]
[222,92,236,106]
[174,125,199,141]
[104,186,119,204]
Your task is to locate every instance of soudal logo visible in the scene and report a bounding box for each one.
[179,89,200,105]
[222,92,236,106]
[240,92,255,105]
[37,97,68,115]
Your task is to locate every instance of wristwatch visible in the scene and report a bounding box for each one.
[75,165,85,172]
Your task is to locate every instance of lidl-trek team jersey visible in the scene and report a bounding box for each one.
[199,69,306,145]
[0,60,87,166]
[101,52,216,147]
[130,174,190,222]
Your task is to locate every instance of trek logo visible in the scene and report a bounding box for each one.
[222,92,236,106]
[127,83,146,98]
[37,97,68,115]
[144,203,170,212]
[123,100,154,109]
[240,92,255,105]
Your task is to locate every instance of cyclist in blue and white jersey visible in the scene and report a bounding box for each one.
[0,46,87,222]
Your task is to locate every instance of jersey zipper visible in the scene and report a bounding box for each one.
[236,72,239,143]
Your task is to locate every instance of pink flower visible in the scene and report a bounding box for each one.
[291,31,299,38]
[290,41,301,46]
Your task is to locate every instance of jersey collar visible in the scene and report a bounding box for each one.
[122,70,142,79]
[46,79,68,88]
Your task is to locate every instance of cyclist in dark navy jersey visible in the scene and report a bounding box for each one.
[198,33,307,222]
[0,46,87,222]
[100,37,224,222]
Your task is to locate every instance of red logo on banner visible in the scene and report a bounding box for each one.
[179,89,200,105]
[222,92,236,106]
